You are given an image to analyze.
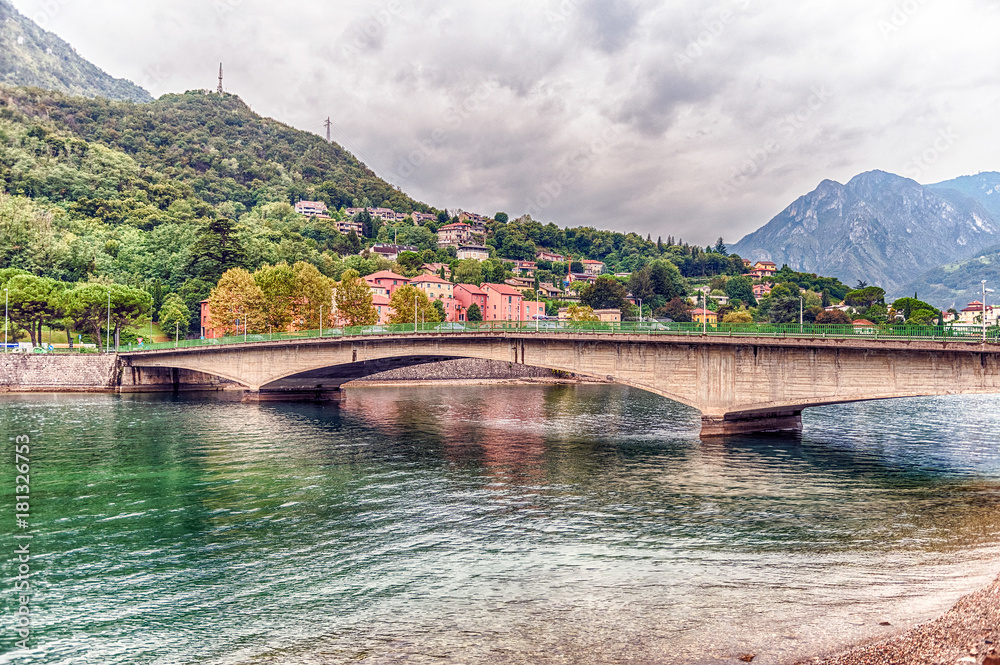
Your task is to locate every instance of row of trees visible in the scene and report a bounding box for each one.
[0,269,153,349]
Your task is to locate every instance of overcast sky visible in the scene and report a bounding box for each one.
[10,0,1000,245]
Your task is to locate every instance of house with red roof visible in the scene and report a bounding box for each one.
[412,274,463,322]
[454,284,488,321]
[481,283,545,321]
[580,259,605,276]
[365,271,410,297]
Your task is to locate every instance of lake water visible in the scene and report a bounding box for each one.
[4,385,1000,664]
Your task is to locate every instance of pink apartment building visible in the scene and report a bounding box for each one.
[454,284,488,322]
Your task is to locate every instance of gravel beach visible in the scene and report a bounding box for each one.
[796,574,1000,665]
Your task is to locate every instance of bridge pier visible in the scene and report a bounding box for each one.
[242,389,345,403]
[700,410,803,437]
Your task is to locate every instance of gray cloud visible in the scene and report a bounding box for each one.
[10,0,1000,247]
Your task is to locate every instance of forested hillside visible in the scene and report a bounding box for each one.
[0,0,150,102]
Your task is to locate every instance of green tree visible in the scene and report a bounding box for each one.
[453,260,483,285]
[816,309,852,325]
[466,302,483,322]
[64,284,113,351]
[254,263,298,332]
[566,304,599,322]
[208,268,266,336]
[724,275,757,307]
[648,260,687,300]
[334,269,378,327]
[6,275,66,346]
[627,267,655,304]
[291,262,333,330]
[186,218,248,282]
[158,293,191,340]
[722,310,753,323]
[389,285,440,325]
[432,299,446,320]
[714,237,728,255]
[581,276,628,312]
[494,212,509,224]
[843,286,886,309]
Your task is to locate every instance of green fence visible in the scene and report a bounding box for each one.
[120,320,1000,353]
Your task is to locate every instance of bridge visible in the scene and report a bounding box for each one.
[121,322,1000,436]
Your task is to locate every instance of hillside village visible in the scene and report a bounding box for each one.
[189,201,981,341]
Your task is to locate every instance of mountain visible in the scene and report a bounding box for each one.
[0,85,428,212]
[928,172,1000,221]
[0,0,151,102]
[899,247,1000,311]
[730,170,1000,294]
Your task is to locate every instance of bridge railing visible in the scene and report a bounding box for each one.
[122,320,1000,352]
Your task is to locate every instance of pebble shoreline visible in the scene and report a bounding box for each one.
[795,574,1000,665]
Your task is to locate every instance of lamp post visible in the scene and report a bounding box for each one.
[799,295,804,333]
[414,293,418,332]
[702,291,707,335]
[983,280,995,343]
[175,321,179,348]
[637,298,642,324]
[319,304,324,338]
[3,288,8,354]
[106,290,111,354]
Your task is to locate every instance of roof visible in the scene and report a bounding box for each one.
[852,319,875,325]
[580,259,604,264]
[372,294,390,306]
[454,283,488,296]
[690,308,715,315]
[366,270,409,282]
[412,274,452,286]
[438,222,471,230]
[482,283,524,297]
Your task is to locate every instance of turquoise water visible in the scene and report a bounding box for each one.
[4,386,1000,664]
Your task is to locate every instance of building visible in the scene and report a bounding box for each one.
[568,273,596,284]
[957,301,997,325]
[295,201,328,217]
[372,294,392,324]
[536,249,565,263]
[344,207,411,223]
[412,273,454,298]
[593,308,621,323]
[521,299,546,320]
[411,212,437,225]
[336,219,363,236]
[371,244,418,262]
[691,308,718,324]
[422,262,452,279]
[749,261,777,280]
[510,260,537,276]
[537,283,563,299]
[437,222,481,248]
[199,300,222,339]
[752,283,773,299]
[365,270,410,297]
[505,276,534,290]
[456,245,490,261]
[580,259,605,276]
[454,284,488,320]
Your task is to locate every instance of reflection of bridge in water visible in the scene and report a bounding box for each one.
[122,330,1000,436]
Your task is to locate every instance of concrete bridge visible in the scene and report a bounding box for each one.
[121,332,1000,436]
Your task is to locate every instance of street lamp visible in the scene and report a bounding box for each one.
[3,288,8,354]
[982,280,995,343]
[319,304,324,338]
[799,295,804,333]
[702,291,707,335]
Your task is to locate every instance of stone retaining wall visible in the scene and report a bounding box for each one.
[0,354,120,392]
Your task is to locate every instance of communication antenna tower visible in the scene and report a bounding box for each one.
[217,63,224,95]
[324,117,332,142]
